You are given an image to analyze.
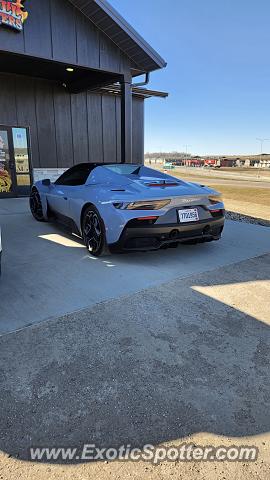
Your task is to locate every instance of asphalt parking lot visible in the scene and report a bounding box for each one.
[1,198,270,334]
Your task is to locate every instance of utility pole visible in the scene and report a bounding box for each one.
[256,138,269,177]
[183,144,191,167]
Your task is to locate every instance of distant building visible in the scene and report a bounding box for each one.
[204,158,218,167]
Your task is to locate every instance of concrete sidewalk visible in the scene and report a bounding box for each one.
[0,254,270,479]
[1,198,270,334]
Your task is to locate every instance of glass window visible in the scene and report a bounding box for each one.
[12,128,30,173]
[55,164,94,186]
[104,164,142,175]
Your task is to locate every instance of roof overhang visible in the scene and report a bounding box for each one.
[99,85,169,99]
[0,50,168,98]
[67,0,167,73]
[0,50,122,93]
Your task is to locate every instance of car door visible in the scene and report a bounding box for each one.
[46,164,92,220]
[46,182,71,218]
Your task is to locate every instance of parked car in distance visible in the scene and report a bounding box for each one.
[163,162,175,170]
[30,163,225,256]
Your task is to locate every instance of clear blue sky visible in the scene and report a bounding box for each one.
[112,0,270,156]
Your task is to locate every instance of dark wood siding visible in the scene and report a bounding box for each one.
[115,96,121,163]
[87,92,103,163]
[0,75,17,125]
[53,86,74,168]
[76,13,100,69]
[0,0,130,74]
[132,97,145,164]
[15,76,40,168]
[35,81,58,168]
[51,0,77,64]
[23,0,52,59]
[0,73,145,168]
[102,96,117,164]
[70,92,89,165]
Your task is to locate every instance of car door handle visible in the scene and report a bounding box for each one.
[63,197,68,200]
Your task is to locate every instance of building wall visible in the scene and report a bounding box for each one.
[0,0,131,75]
[0,73,145,170]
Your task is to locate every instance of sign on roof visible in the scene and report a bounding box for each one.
[0,1,28,32]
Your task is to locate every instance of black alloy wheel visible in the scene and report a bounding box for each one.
[30,188,45,221]
[82,206,107,257]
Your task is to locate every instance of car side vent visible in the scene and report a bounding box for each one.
[146,182,179,187]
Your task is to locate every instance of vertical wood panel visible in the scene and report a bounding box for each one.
[0,76,145,171]
[0,0,132,75]
[115,96,121,163]
[76,11,100,68]
[15,77,40,168]
[120,53,131,76]
[53,86,74,168]
[24,0,52,58]
[0,75,17,125]
[132,98,144,164]
[0,22,25,54]
[51,0,77,63]
[87,93,103,162]
[102,96,117,163]
[35,81,57,168]
[121,82,132,163]
[100,33,120,72]
[71,92,89,164]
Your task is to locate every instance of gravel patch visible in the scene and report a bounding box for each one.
[226,210,270,227]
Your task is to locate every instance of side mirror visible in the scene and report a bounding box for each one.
[42,179,51,186]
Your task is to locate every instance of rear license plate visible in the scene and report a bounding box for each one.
[178,208,199,223]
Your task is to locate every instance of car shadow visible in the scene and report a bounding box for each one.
[0,254,270,464]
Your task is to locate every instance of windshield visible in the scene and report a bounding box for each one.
[104,164,142,175]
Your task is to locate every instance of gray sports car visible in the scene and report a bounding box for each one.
[30,163,225,256]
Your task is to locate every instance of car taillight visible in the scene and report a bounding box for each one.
[113,199,170,210]
[208,195,223,204]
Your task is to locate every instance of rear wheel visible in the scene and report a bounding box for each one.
[82,206,108,257]
[30,188,45,221]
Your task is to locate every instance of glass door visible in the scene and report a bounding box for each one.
[12,127,32,196]
[0,127,15,196]
[0,126,32,197]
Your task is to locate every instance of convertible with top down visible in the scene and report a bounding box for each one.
[30,163,225,256]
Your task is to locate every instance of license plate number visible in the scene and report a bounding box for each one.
[178,208,199,223]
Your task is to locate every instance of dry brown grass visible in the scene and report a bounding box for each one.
[210,185,270,206]
[218,167,270,176]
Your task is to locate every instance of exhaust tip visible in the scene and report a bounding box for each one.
[170,229,179,239]
[203,225,211,235]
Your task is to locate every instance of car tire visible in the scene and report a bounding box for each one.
[82,205,109,257]
[30,188,46,222]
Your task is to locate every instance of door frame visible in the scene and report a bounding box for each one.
[0,126,16,197]
[0,124,33,198]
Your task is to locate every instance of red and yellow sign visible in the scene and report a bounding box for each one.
[0,1,28,32]
[0,169,12,193]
